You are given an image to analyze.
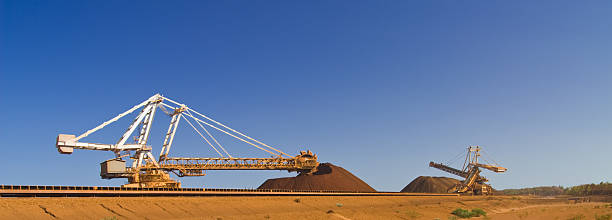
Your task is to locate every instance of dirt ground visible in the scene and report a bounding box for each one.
[0,195,611,220]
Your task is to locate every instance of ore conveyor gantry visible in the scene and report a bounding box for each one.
[429,146,507,195]
[56,94,319,188]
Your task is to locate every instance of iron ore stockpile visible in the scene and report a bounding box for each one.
[401,176,462,193]
[258,163,376,192]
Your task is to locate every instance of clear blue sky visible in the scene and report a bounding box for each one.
[1,1,611,191]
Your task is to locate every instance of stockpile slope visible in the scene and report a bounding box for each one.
[401,176,461,193]
[258,163,376,192]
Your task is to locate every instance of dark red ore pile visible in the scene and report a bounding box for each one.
[400,176,462,193]
[258,163,376,192]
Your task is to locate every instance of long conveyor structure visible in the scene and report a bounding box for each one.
[0,185,459,197]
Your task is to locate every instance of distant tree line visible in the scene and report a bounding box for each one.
[498,186,565,196]
[498,182,612,196]
[564,182,612,196]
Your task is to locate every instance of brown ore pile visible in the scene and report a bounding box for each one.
[401,176,462,193]
[258,163,376,192]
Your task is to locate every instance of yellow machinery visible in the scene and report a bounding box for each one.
[56,94,318,188]
[429,146,506,195]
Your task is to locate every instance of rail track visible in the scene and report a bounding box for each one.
[0,185,458,197]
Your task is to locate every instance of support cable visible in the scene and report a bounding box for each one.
[180,114,224,158]
[161,102,232,157]
[480,151,501,166]
[462,150,470,172]
[183,113,280,157]
[446,150,466,166]
[185,106,291,157]
[162,97,289,157]
[185,110,232,158]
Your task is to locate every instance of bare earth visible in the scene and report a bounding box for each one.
[0,195,611,220]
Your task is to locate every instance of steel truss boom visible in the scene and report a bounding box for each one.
[56,94,319,188]
[429,146,506,195]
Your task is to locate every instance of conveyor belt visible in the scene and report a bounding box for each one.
[0,185,458,197]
